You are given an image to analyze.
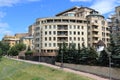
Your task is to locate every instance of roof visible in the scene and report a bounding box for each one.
[56,6,95,16]
[96,40,105,46]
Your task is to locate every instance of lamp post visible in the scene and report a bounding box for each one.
[61,43,63,68]
[108,52,112,80]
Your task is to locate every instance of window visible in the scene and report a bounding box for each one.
[95,20,97,23]
[82,37,84,41]
[49,43,51,47]
[78,32,80,35]
[78,37,80,41]
[74,31,76,35]
[49,37,51,41]
[45,31,47,35]
[82,32,84,35]
[49,31,51,35]
[74,25,76,29]
[70,25,72,29]
[81,26,84,29]
[49,25,51,29]
[53,31,56,35]
[53,25,56,29]
[53,37,56,41]
[53,43,56,47]
[69,37,72,41]
[45,25,47,29]
[88,32,90,35]
[77,26,80,29]
[74,37,76,41]
[45,43,47,47]
[69,31,72,35]
[45,37,47,41]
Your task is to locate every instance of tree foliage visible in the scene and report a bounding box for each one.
[14,43,26,51]
[0,41,10,55]
[7,43,26,56]
[8,46,19,56]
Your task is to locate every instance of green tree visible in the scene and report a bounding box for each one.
[25,46,33,56]
[8,46,19,56]
[98,50,109,66]
[15,43,26,51]
[0,41,10,55]
[0,48,2,60]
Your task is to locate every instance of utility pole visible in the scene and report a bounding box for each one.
[109,52,112,80]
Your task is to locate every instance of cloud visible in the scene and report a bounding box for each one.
[0,11,6,19]
[0,0,40,7]
[70,0,92,2]
[90,0,119,14]
[0,22,12,35]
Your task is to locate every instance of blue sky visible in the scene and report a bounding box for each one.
[0,0,120,40]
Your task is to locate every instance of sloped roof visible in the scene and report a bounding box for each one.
[96,40,105,46]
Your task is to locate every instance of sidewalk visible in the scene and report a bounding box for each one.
[11,58,109,80]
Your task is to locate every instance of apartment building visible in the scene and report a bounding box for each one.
[28,24,35,36]
[34,6,110,55]
[109,6,120,44]
[2,35,19,47]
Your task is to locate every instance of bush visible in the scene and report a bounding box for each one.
[25,51,33,56]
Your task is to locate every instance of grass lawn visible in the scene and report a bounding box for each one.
[0,58,94,80]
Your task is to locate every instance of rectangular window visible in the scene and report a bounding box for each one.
[69,37,72,41]
[53,25,56,29]
[78,37,80,41]
[49,31,51,35]
[45,25,47,29]
[74,25,76,29]
[53,31,56,35]
[45,31,47,35]
[77,26,80,29]
[81,26,84,29]
[45,37,47,41]
[53,43,56,47]
[49,37,51,41]
[82,32,84,35]
[49,43,51,47]
[69,31,72,35]
[53,37,56,41]
[49,25,51,29]
[74,31,76,35]
[78,32,80,35]
[70,25,72,29]
[45,43,47,47]
[74,37,76,41]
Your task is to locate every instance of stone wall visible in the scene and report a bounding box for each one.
[56,62,120,80]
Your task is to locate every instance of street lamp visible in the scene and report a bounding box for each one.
[108,52,112,80]
[61,43,63,68]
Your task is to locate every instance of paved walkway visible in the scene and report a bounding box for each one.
[11,58,109,80]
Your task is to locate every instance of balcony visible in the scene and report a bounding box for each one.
[57,34,68,37]
[57,27,68,31]
[57,38,68,42]
[92,34,99,38]
[91,22,98,26]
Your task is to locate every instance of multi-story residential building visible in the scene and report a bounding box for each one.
[15,33,29,39]
[20,36,34,50]
[34,6,110,55]
[109,6,120,44]
[28,24,35,36]
[2,35,19,47]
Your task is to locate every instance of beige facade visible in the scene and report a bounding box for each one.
[2,35,19,47]
[28,24,35,36]
[20,36,34,50]
[34,6,110,54]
